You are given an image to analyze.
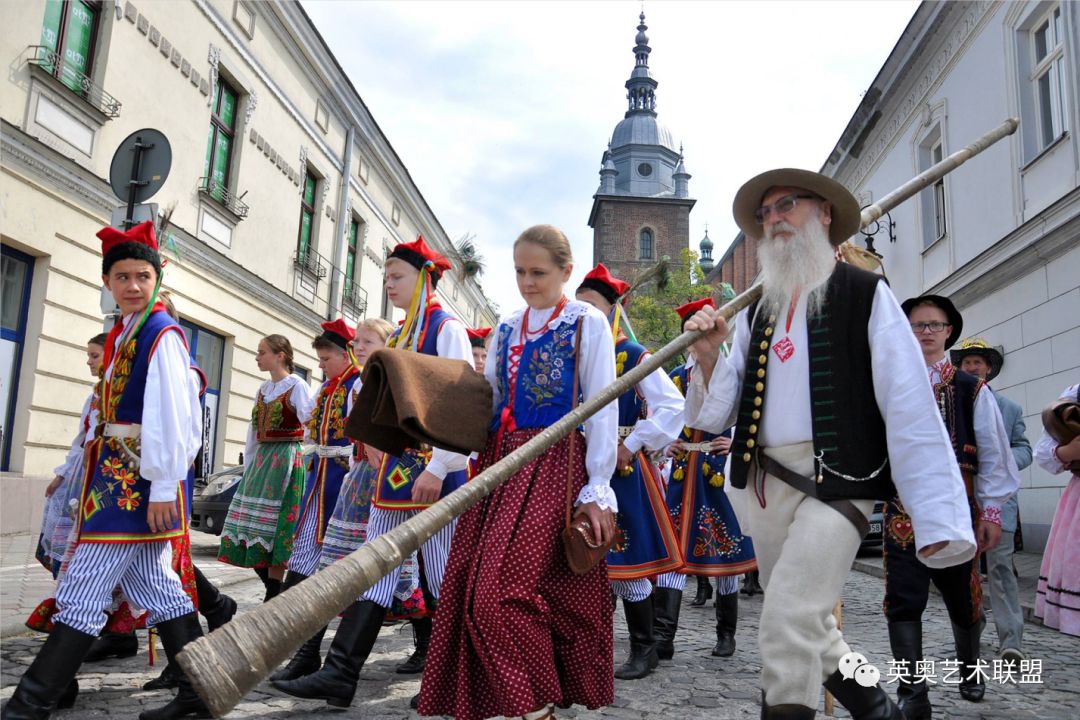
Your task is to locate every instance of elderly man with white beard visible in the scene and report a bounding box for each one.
[681,169,977,720]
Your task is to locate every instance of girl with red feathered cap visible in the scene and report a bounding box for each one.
[272,235,472,709]
[5,221,212,720]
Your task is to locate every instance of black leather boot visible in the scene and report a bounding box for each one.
[3,623,95,719]
[742,570,763,596]
[953,617,986,702]
[262,578,282,602]
[143,663,181,691]
[271,600,387,707]
[760,691,815,719]
[193,565,236,631]
[887,621,931,720]
[138,613,211,720]
[712,592,738,657]
[57,679,79,710]
[652,587,682,660]
[614,598,658,680]
[81,631,138,662]
[689,575,713,607]
[395,617,431,674]
[823,669,903,719]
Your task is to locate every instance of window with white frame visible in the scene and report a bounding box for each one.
[1030,4,1068,151]
[916,124,947,249]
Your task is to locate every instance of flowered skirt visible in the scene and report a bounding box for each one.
[319,460,427,620]
[218,441,305,568]
[607,453,684,580]
[1036,473,1080,637]
[418,429,614,720]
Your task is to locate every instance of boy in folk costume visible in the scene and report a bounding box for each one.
[3,222,208,720]
[574,263,685,680]
[653,297,756,661]
[273,235,471,708]
[468,326,493,374]
[268,318,360,681]
[884,296,1019,719]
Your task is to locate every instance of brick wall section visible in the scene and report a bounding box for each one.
[592,197,692,281]
[713,234,759,293]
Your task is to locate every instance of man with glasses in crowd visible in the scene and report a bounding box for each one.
[883,296,1019,719]
[682,168,978,720]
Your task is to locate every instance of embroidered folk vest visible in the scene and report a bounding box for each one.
[728,263,896,502]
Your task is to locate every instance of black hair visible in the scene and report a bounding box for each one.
[576,278,619,305]
[102,241,162,277]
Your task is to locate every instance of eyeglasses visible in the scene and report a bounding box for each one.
[910,321,951,334]
[754,194,820,224]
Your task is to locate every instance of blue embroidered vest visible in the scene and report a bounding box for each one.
[79,310,191,543]
[491,315,580,431]
[615,338,648,427]
[372,305,470,509]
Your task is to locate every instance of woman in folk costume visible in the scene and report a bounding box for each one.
[272,235,471,708]
[574,263,684,680]
[1033,382,1080,637]
[37,334,107,577]
[266,319,360,677]
[4,222,210,720]
[419,225,618,720]
[218,334,314,600]
[652,297,756,661]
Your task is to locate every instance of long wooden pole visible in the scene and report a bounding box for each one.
[178,118,1018,718]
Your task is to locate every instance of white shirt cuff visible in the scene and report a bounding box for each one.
[575,483,618,512]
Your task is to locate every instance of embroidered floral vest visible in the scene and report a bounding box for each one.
[491,315,580,432]
[253,385,304,443]
[615,338,648,427]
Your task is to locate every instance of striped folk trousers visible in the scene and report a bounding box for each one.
[653,571,739,595]
[287,504,323,576]
[54,541,193,635]
[361,506,456,609]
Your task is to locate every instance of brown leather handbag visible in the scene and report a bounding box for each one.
[561,318,615,575]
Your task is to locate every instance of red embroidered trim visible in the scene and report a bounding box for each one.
[980,505,1003,526]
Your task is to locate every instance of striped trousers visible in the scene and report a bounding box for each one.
[361,506,456,609]
[610,578,652,602]
[54,541,193,635]
[654,571,739,595]
[287,504,323,576]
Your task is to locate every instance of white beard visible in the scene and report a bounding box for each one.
[757,215,837,318]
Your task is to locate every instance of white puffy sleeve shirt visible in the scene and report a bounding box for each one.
[422,318,473,482]
[244,374,315,469]
[53,392,94,480]
[623,355,685,455]
[485,302,619,511]
[105,316,202,504]
[685,280,977,568]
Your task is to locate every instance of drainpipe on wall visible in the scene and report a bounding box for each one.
[328,125,355,320]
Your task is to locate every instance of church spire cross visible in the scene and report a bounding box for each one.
[625,11,658,117]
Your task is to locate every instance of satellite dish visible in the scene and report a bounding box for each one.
[108,128,172,205]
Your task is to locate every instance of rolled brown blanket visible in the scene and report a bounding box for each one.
[346,347,492,456]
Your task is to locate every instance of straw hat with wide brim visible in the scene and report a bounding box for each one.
[950,337,1005,381]
[732,168,862,246]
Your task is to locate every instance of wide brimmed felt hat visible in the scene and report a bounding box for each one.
[577,263,630,305]
[388,235,452,277]
[733,168,861,246]
[675,297,715,322]
[901,294,963,349]
[950,337,1004,381]
[319,318,355,349]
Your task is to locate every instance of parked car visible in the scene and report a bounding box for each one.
[190,465,243,536]
[860,501,886,552]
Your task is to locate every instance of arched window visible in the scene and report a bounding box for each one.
[639,228,654,260]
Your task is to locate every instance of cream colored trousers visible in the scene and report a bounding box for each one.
[734,442,875,709]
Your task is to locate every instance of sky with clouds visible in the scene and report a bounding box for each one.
[302,0,920,315]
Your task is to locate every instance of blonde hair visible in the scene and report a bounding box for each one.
[357,317,394,342]
[513,224,573,269]
[158,290,179,321]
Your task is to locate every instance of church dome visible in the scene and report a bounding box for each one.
[611,114,677,152]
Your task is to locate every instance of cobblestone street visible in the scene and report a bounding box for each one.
[2,536,1078,719]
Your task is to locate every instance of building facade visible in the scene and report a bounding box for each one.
[588,12,695,281]
[0,0,497,528]
[709,0,1079,550]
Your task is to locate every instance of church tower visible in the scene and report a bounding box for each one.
[588,12,695,281]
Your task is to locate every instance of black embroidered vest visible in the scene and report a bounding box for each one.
[728,263,897,502]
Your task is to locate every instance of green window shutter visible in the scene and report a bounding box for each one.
[203,128,215,183]
[303,175,316,206]
[40,0,63,55]
[211,133,230,200]
[298,210,312,260]
[344,249,355,295]
[219,84,237,129]
[61,1,95,93]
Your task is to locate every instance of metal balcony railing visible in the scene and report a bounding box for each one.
[294,247,328,280]
[342,282,368,315]
[197,177,250,218]
[26,45,121,118]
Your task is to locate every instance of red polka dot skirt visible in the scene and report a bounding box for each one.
[418,428,615,719]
